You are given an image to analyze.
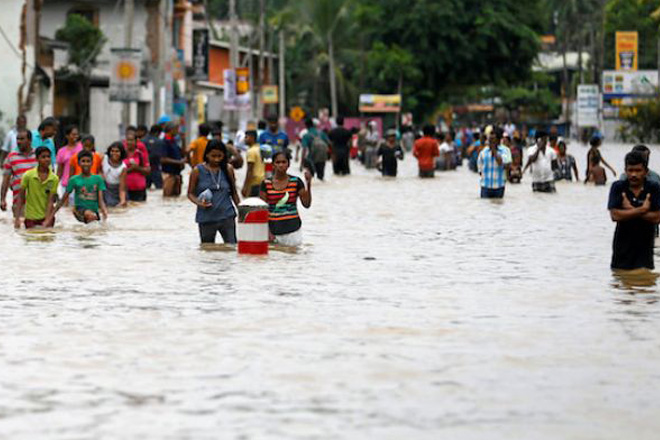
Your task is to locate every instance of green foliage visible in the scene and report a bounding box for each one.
[605,0,659,69]
[620,97,660,143]
[55,14,105,70]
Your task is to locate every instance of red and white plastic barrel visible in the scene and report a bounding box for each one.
[237,198,270,255]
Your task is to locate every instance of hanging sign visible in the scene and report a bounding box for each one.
[109,48,142,102]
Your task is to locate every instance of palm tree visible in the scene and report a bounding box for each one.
[278,0,353,117]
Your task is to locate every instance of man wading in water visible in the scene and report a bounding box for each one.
[608,151,660,270]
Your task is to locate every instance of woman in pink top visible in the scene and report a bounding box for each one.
[123,133,151,202]
[56,125,82,189]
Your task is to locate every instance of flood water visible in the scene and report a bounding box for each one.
[1,142,659,439]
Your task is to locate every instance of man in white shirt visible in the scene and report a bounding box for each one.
[523,130,557,193]
[1,115,27,165]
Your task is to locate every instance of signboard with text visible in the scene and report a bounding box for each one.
[576,85,600,128]
[359,94,401,113]
[602,70,658,97]
[615,31,638,71]
[262,85,279,104]
[109,48,142,102]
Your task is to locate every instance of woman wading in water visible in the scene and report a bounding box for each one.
[187,140,240,244]
[260,151,312,247]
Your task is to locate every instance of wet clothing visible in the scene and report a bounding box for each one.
[193,164,236,227]
[527,145,557,184]
[259,130,289,152]
[128,190,146,202]
[532,181,556,193]
[198,218,237,244]
[245,145,266,190]
[161,136,184,175]
[124,149,149,193]
[31,131,56,168]
[3,150,37,198]
[377,143,404,177]
[188,136,209,168]
[56,144,82,187]
[142,134,163,189]
[66,174,106,214]
[261,176,305,236]
[329,126,352,175]
[20,167,59,220]
[413,137,440,172]
[608,179,660,270]
[478,145,512,189]
[481,187,505,199]
[69,152,103,177]
[554,155,576,181]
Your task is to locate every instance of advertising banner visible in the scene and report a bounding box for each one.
[359,94,401,113]
[602,70,658,97]
[262,85,279,104]
[615,31,638,71]
[576,85,600,128]
[109,48,142,102]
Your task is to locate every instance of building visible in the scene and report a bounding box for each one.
[0,0,279,147]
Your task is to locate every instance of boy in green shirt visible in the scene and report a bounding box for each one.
[53,150,108,223]
[14,147,59,229]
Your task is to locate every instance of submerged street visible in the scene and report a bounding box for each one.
[1,143,659,439]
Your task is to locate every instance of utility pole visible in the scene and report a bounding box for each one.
[154,0,168,122]
[257,0,266,119]
[278,29,285,120]
[123,0,134,131]
[229,0,238,131]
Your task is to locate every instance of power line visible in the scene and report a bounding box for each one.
[0,24,23,60]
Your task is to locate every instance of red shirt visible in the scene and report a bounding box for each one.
[123,149,148,191]
[413,137,440,171]
[3,151,37,196]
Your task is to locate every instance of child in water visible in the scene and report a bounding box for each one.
[377,130,404,177]
[586,155,607,186]
[53,150,108,223]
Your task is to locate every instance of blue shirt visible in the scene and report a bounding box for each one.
[194,165,236,224]
[258,130,289,152]
[478,145,512,189]
[31,130,56,168]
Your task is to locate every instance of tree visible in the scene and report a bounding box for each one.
[55,14,105,130]
[605,0,660,70]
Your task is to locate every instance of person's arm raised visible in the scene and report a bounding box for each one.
[299,171,312,208]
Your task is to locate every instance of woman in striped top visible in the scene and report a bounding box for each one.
[260,151,312,247]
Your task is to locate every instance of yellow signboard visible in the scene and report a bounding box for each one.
[262,85,279,104]
[236,67,250,94]
[289,106,305,122]
[616,31,638,71]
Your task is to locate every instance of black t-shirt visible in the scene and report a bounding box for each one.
[143,135,164,159]
[608,179,660,269]
[328,127,352,154]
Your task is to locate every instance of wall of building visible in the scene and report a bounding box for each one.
[41,0,156,145]
[0,1,33,136]
[40,0,152,69]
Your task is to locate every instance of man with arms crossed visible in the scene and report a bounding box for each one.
[609,151,660,270]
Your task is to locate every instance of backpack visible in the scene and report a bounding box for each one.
[310,133,329,163]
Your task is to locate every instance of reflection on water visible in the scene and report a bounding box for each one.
[612,269,660,293]
[1,143,660,438]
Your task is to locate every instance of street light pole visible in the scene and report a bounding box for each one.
[123,0,134,131]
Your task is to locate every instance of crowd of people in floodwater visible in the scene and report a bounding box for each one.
[2,114,659,270]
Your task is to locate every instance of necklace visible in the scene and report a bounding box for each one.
[206,165,222,190]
